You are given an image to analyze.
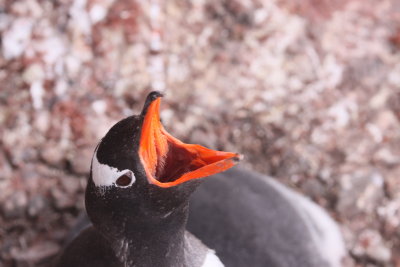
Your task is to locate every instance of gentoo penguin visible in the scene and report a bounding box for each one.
[55,91,240,267]
[57,91,346,267]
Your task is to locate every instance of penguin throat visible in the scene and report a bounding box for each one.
[139,97,240,188]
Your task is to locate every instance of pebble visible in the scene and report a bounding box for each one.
[10,241,60,262]
[60,176,84,195]
[51,187,75,209]
[352,229,392,263]
[68,148,92,175]
[337,172,384,216]
[27,195,46,217]
[22,63,45,84]
[2,191,28,219]
[41,144,65,167]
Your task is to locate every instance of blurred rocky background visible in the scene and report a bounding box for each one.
[1,0,400,266]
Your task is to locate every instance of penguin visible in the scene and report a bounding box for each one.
[56,91,346,267]
[54,91,241,267]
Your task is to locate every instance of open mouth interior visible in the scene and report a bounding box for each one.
[139,96,240,188]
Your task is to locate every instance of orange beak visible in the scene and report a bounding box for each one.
[139,94,241,188]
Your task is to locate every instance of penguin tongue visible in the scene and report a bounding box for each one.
[139,94,241,188]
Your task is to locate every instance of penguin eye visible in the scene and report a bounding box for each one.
[92,150,136,188]
[115,172,134,187]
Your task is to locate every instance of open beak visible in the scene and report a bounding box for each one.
[139,92,241,188]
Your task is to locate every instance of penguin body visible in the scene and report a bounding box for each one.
[188,168,345,267]
[55,227,119,267]
[56,226,220,267]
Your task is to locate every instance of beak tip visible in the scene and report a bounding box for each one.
[148,91,164,101]
[141,91,164,116]
[233,154,244,163]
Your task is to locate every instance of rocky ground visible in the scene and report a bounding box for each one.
[1,0,400,266]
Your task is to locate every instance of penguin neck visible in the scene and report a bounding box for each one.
[107,203,190,266]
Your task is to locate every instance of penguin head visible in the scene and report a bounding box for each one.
[85,91,241,234]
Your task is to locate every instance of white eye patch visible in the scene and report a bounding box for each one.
[91,149,136,188]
